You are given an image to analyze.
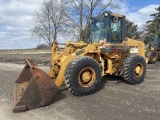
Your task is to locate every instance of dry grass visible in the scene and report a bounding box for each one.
[0,49,52,65]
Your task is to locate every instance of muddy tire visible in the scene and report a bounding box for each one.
[122,55,146,84]
[148,51,157,64]
[65,56,101,96]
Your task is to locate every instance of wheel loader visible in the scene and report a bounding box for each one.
[13,12,148,112]
[145,34,160,64]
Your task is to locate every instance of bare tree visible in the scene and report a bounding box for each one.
[32,0,125,44]
[69,0,125,41]
[31,0,70,46]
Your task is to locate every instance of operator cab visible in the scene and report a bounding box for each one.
[145,35,160,50]
[87,12,126,45]
[145,35,155,44]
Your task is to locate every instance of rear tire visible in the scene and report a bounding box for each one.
[148,51,157,64]
[122,55,146,84]
[65,56,101,96]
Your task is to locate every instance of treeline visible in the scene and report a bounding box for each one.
[36,44,50,49]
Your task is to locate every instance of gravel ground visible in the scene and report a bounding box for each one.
[0,60,160,120]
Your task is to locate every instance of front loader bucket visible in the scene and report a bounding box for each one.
[13,59,58,112]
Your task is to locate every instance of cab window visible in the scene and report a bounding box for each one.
[111,16,122,42]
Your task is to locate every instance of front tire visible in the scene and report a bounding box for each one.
[122,55,146,84]
[65,56,101,96]
[148,51,157,64]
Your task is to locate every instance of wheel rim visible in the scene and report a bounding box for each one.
[78,67,95,87]
[134,63,143,77]
[152,54,157,61]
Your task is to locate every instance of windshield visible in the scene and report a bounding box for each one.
[111,16,122,42]
[87,15,108,43]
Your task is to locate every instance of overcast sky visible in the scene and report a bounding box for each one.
[0,0,159,49]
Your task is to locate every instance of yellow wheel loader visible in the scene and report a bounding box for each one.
[145,35,160,64]
[13,12,148,112]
